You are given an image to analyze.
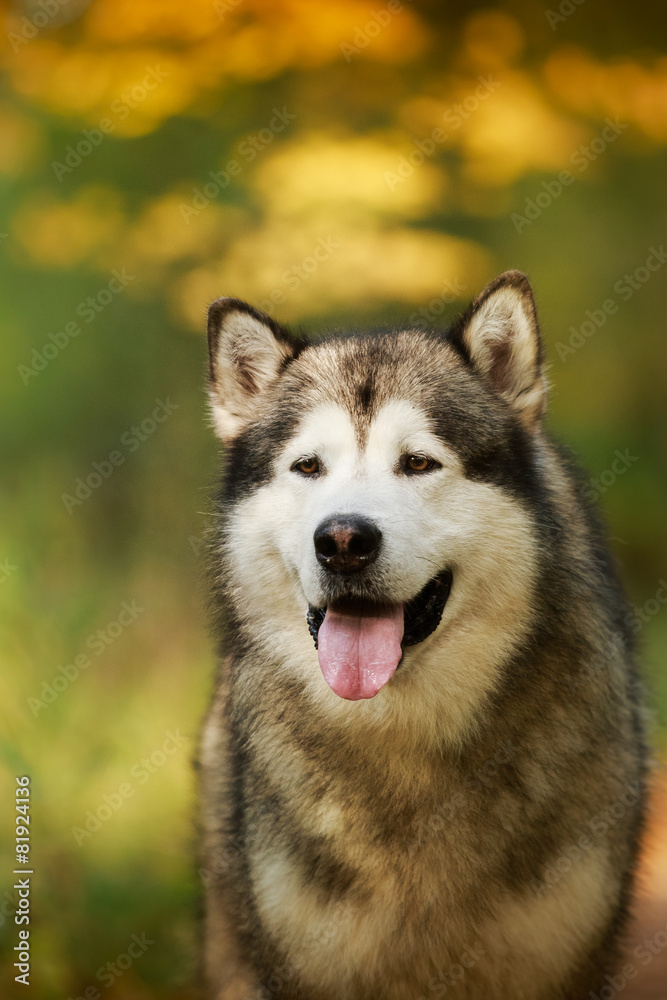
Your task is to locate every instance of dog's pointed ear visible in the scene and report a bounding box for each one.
[454,271,547,428]
[207,298,304,441]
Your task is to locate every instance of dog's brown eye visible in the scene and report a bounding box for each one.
[404,455,438,474]
[292,457,320,476]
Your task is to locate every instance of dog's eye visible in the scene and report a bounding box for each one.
[403,454,440,474]
[291,456,320,476]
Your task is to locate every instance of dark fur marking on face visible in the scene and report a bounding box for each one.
[462,429,546,508]
[358,375,374,413]
[220,403,304,505]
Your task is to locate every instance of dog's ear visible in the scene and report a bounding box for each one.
[207,298,304,441]
[454,271,546,428]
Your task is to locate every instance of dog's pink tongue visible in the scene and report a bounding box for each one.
[317,605,404,700]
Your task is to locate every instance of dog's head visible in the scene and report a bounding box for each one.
[207,272,551,728]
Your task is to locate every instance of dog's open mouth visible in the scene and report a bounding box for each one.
[306,571,453,701]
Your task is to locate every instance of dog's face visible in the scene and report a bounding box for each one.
[207,273,549,729]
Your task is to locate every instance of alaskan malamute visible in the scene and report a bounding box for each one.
[199,271,647,1000]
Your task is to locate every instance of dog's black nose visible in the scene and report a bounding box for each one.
[314,516,382,574]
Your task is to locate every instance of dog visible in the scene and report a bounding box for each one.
[199,271,647,1000]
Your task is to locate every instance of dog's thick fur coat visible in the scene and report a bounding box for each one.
[199,272,647,1000]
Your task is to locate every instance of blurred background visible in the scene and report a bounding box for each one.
[0,0,666,996]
